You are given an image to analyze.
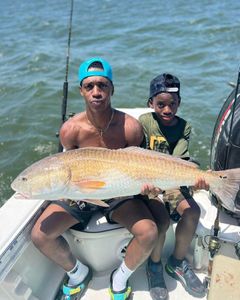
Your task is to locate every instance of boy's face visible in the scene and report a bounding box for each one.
[149,92,180,126]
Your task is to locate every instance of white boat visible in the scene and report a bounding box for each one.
[0,103,240,300]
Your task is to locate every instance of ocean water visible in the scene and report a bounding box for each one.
[0,0,240,206]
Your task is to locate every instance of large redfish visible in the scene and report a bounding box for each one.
[11,147,240,212]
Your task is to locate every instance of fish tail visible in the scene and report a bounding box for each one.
[210,168,240,212]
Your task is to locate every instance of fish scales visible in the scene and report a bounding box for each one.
[59,147,194,183]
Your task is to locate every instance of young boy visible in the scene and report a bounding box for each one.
[139,73,208,299]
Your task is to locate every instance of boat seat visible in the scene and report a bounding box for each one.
[66,211,132,273]
[71,210,124,233]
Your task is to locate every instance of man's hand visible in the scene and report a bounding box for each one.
[141,183,162,198]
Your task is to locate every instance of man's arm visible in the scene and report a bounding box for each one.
[124,115,144,146]
[59,121,79,150]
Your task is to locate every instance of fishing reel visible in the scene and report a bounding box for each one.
[204,234,221,258]
[204,235,221,274]
[203,235,221,289]
[206,235,221,258]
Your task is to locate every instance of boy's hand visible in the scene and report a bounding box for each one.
[141,183,162,197]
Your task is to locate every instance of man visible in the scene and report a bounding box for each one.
[31,57,169,300]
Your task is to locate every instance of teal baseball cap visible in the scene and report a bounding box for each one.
[78,57,113,84]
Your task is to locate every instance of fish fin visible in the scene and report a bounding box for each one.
[73,180,106,190]
[121,146,198,168]
[83,199,109,207]
[211,168,240,212]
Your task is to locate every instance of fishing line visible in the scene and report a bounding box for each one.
[58,0,74,152]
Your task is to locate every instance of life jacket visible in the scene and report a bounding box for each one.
[210,86,240,213]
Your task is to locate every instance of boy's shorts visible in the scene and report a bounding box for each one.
[163,186,193,221]
[163,190,185,212]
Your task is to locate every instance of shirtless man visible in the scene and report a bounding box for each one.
[31,57,169,300]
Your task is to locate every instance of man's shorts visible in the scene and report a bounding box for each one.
[53,196,138,229]
[53,199,99,230]
[101,196,140,224]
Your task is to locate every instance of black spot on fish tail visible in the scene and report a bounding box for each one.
[211,168,240,212]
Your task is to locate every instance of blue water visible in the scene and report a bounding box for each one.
[1,0,240,205]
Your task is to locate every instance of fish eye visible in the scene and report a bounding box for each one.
[21,177,28,182]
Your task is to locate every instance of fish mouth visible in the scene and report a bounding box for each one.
[14,192,31,199]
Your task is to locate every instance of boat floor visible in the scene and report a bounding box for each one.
[80,262,207,300]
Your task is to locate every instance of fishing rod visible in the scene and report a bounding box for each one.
[58,0,74,153]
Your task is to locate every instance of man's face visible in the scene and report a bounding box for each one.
[80,75,113,111]
[149,92,180,126]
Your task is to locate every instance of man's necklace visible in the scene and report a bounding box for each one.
[86,109,115,137]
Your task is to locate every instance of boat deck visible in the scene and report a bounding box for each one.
[80,262,207,300]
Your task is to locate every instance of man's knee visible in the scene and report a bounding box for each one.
[133,220,158,247]
[31,225,45,248]
[31,224,54,249]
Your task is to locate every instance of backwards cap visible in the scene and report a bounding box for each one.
[149,73,181,100]
[78,57,113,84]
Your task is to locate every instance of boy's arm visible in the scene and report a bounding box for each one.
[172,138,190,158]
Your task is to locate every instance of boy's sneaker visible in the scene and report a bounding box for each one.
[165,258,206,298]
[146,260,169,300]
